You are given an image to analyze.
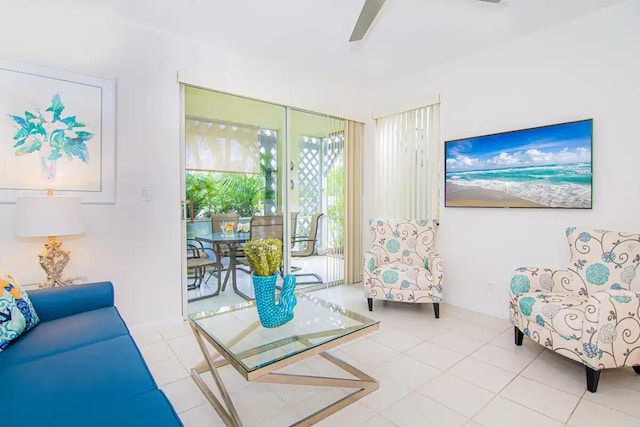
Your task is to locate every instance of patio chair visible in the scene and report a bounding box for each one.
[211,213,239,232]
[186,239,221,295]
[245,215,323,285]
[211,213,242,258]
[248,213,299,242]
[292,213,324,257]
[250,215,284,240]
[289,213,324,285]
[235,215,284,275]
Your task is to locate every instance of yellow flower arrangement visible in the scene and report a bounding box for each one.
[243,238,283,276]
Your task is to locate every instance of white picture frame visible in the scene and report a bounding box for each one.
[0,59,116,203]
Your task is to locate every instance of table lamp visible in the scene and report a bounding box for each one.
[14,190,85,287]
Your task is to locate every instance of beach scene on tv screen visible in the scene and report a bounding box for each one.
[445,120,592,208]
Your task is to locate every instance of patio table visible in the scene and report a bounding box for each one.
[196,232,251,300]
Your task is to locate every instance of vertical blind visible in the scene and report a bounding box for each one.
[344,119,363,284]
[373,104,440,220]
[324,115,346,287]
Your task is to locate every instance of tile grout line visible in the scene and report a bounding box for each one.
[390,326,512,423]
[412,392,472,424]
[518,367,586,397]
[470,343,596,425]
[153,292,639,426]
[156,324,205,413]
[563,387,587,427]
[434,332,548,424]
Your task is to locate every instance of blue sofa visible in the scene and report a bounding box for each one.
[0,281,183,426]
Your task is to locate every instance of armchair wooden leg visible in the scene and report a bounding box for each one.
[433,303,440,319]
[367,298,373,312]
[586,366,600,393]
[514,326,524,346]
[633,365,640,375]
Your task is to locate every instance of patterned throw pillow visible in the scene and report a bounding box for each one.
[0,274,40,352]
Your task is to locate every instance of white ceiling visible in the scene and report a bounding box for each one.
[111,0,625,88]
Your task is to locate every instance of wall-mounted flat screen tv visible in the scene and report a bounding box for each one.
[444,119,593,209]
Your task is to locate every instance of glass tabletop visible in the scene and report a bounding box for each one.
[195,232,250,244]
[189,292,379,373]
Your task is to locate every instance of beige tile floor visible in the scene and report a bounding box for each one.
[133,284,640,426]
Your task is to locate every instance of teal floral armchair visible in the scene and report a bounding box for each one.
[364,219,443,318]
[510,227,640,392]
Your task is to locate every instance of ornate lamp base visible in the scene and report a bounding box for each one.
[38,236,74,288]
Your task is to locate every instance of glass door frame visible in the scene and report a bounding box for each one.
[282,107,292,275]
[179,84,188,317]
[180,86,347,316]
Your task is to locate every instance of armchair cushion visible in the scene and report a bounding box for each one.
[512,292,588,340]
[370,263,434,290]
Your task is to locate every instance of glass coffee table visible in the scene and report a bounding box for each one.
[189,292,380,426]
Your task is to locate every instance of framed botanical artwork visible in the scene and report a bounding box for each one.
[0,60,116,203]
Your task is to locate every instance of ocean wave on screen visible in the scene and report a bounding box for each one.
[448,163,591,183]
[450,179,591,208]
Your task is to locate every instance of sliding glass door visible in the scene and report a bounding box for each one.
[182,86,346,312]
[184,87,285,306]
[287,109,345,288]
[324,115,346,286]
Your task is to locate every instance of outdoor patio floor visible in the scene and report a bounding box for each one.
[187,254,343,314]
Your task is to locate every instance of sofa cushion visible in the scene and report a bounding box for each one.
[0,306,129,364]
[4,389,182,427]
[84,390,183,427]
[2,334,157,406]
[28,281,115,322]
[515,292,587,340]
[0,274,39,352]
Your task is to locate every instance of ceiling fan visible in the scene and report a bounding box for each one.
[349,0,501,42]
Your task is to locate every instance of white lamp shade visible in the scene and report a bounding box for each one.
[14,196,85,237]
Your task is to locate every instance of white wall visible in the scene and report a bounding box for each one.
[2,0,636,326]
[0,0,370,328]
[363,0,640,318]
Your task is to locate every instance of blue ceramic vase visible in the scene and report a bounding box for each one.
[252,273,297,328]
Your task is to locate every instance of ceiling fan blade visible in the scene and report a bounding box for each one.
[349,0,386,42]
[477,0,501,3]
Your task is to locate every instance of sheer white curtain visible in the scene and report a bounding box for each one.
[373,103,440,220]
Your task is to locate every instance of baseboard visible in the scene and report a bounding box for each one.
[444,296,509,320]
